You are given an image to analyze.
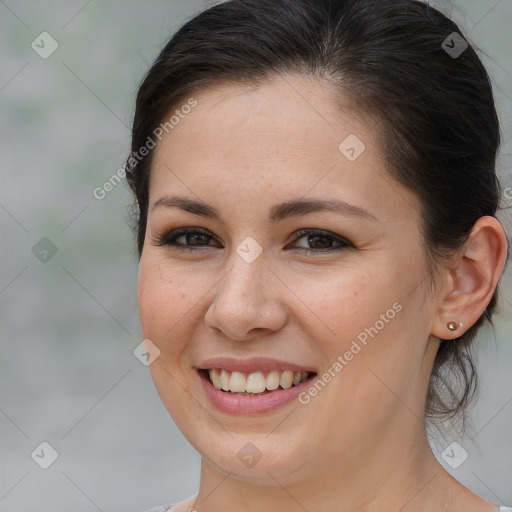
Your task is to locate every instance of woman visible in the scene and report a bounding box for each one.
[126,0,511,510]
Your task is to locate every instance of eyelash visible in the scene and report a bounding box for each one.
[152,227,353,255]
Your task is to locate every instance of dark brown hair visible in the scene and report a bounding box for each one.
[125,0,510,431]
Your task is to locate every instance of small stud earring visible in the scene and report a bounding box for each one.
[447,321,462,331]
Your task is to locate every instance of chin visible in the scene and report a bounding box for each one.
[190,424,314,485]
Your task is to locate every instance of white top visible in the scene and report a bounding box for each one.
[142,506,512,512]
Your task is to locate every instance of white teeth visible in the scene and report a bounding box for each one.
[229,371,246,392]
[246,372,266,393]
[280,370,294,389]
[210,368,222,389]
[207,368,310,393]
[266,371,280,390]
[220,369,230,391]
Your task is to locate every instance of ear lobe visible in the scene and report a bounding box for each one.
[431,216,509,340]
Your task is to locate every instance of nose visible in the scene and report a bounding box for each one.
[204,252,288,341]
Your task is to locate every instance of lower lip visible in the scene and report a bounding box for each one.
[198,370,315,415]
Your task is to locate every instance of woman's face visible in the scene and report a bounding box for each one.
[137,75,441,485]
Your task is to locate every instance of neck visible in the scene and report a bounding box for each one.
[192,417,452,512]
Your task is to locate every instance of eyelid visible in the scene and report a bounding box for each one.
[152,226,221,249]
[152,226,354,255]
[287,228,354,247]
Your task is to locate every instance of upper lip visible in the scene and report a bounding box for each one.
[197,356,317,374]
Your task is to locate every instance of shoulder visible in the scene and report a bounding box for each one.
[143,493,197,511]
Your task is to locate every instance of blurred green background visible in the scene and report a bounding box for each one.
[1,1,511,511]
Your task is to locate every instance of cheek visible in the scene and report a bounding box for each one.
[313,266,429,404]
[285,261,398,345]
[294,258,424,392]
[137,256,214,360]
[137,259,186,341]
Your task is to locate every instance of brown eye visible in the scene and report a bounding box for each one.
[287,229,353,255]
[153,228,222,251]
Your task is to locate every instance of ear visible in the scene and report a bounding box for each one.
[431,216,509,340]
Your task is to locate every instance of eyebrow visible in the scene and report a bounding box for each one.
[149,195,379,223]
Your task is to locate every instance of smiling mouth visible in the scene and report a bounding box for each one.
[200,368,317,395]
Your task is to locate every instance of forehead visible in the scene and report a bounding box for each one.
[149,75,421,225]
[154,75,363,165]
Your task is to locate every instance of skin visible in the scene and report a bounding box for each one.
[137,74,508,512]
